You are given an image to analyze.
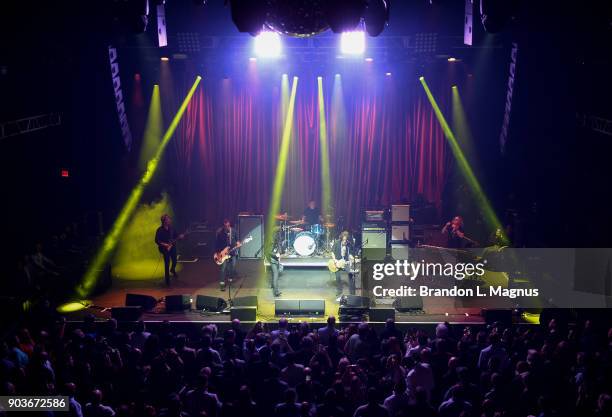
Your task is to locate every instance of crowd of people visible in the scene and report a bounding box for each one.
[1,313,610,417]
[5,213,103,300]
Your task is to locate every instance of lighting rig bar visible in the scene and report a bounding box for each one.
[0,113,62,141]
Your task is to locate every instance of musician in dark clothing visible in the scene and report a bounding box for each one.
[155,214,183,286]
[441,215,468,249]
[269,239,283,297]
[215,219,239,291]
[331,231,355,296]
[302,200,323,226]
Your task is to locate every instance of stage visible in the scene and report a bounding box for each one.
[65,256,489,324]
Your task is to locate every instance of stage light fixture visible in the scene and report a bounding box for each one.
[230,0,267,35]
[340,30,365,55]
[480,0,512,33]
[365,57,373,62]
[249,57,257,62]
[448,57,457,62]
[254,31,282,58]
[160,56,169,61]
[385,72,392,76]
[364,0,389,36]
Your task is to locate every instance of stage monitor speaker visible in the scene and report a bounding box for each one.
[238,215,264,259]
[481,309,512,326]
[391,205,410,222]
[390,225,410,242]
[343,295,371,308]
[231,306,257,321]
[369,307,395,322]
[125,293,158,311]
[166,294,191,312]
[275,299,325,316]
[391,244,410,260]
[196,295,227,312]
[393,296,423,312]
[299,300,325,315]
[233,296,258,307]
[275,299,300,315]
[111,306,142,321]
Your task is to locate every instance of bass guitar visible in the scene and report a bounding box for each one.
[213,235,253,266]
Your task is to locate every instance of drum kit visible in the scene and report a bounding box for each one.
[273,213,336,257]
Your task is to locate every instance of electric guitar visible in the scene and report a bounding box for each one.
[213,235,253,266]
[157,229,190,254]
[328,256,356,273]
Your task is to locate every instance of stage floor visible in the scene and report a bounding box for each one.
[71,257,487,324]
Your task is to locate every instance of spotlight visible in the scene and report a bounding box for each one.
[385,72,391,76]
[364,57,373,62]
[341,30,365,55]
[452,85,457,89]
[160,56,169,61]
[249,57,257,62]
[254,31,282,58]
[419,76,424,81]
[447,57,457,62]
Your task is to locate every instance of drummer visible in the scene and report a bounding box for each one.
[302,200,323,227]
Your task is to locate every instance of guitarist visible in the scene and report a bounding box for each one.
[215,219,239,291]
[155,214,184,286]
[331,231,355,296]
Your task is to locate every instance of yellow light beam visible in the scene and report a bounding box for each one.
[78,76,202,297]
[317,76,333,221]
[420,77,505,240]
[139,85,163,172]
[265,76,299,254]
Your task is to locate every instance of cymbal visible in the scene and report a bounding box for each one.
[289,220,304,225]
[290,227,304,232]
[274,213,289,220]
[323,223,336,228]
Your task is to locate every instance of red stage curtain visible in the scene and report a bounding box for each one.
[173,76,451,228]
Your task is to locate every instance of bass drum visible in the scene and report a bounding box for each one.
[293,232,317,256]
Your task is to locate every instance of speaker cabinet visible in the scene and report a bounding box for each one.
[362,229,387,261]
[391,244,410,260]
[238,215,263,259]
[390,225,410,242]
[299,300,325,315]
[125,293,157,311]
[196,295,227,312]
[391,205,410,222]
[343,295,371,308]
[231,306,257,321]
[275,299,325,316]
[165,295,191,312]
[233,296,258,307]
[369,307,395,322]
[393,296,424,312]
[275,299,300,315]
[111,306,142,321]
